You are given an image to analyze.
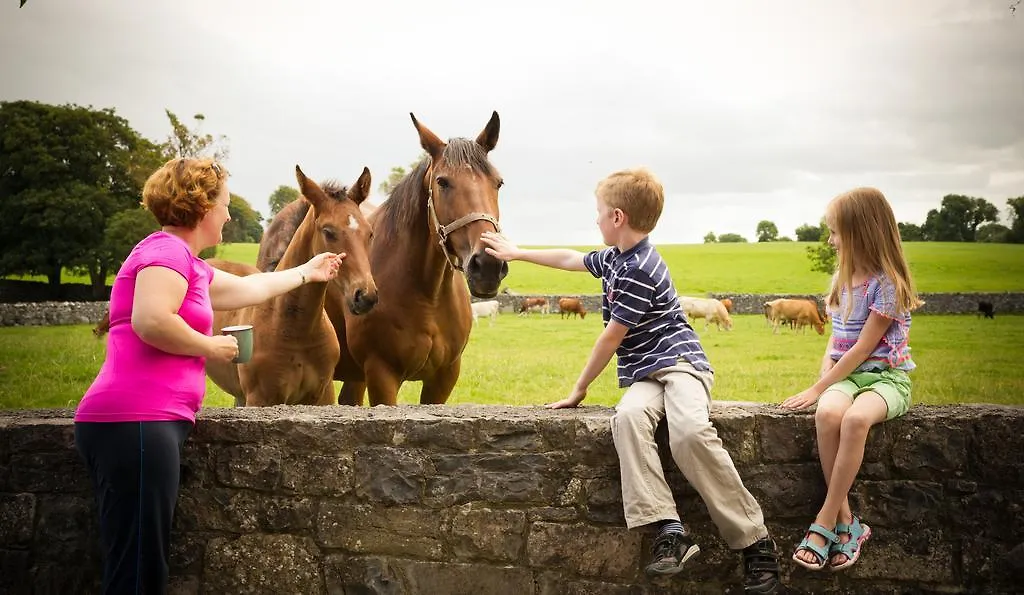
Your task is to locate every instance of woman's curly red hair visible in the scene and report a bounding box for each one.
[143,158,228,228]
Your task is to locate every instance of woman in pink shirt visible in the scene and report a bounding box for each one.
[75,158,344,594]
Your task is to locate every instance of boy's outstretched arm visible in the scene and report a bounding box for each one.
[547,320,629,409]
[481,231,588,272]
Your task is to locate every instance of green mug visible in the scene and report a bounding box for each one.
[221,324,253,364]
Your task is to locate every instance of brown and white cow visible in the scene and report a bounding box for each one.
[518,297,550,316]
[558,297,587,319]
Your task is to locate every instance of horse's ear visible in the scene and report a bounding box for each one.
[475,111,500,152]
[348,166,372,205]
[295,165,325,208]
[411,113,445,161]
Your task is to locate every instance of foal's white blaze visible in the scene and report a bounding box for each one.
[348,215,359,230]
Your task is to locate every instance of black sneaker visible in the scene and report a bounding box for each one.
[644,531,701,578]
[742,536,782,594]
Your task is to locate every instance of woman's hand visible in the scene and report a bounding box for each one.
[781,388,820,411]
[480,232,521,261]
[206,334,239,363]
[546,385,587,409]
[300,252,345,283]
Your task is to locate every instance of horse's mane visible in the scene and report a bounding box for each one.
[318,179,348,201]
[375,138,495,239]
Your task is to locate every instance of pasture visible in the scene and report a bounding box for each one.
[8,241,1024,295]
[2,314,1022,409]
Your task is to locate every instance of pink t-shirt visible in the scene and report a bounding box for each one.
[75,232,215,423]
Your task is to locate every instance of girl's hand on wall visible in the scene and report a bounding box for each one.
[781,388,819,411]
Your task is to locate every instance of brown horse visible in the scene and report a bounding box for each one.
[252,113,507,406]
[205,165,377,406]
[342,111,508,405]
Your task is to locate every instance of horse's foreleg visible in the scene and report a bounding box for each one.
[420,359,460,405]
[364,359,402,406]
[338,381,367,406]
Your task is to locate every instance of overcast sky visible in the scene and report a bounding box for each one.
[2,0,1022,245]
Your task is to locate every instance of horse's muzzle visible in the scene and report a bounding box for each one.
[465,251,508,299]
[348,288,378,316]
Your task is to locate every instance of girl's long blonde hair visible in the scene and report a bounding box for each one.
[825,187,922,315]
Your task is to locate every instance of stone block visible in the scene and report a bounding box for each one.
[970,409,1024,485]
[0,493,35,545]
[317,502,444,560]
[215,444,282,490]
[8,451,90,493]
[450,504,527,562]
[527,522,640,579]
[203,534,324,595]
[280,453,354,497]
[888,419,969,482]
[427,452,561,506]
[758,413,816,463]
[354,447,431,505]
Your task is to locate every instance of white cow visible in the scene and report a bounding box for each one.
[470,300,500,326]
[679,296,733,331]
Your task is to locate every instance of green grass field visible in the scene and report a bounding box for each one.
[2,314,1021,410]
[9,242,1024,294]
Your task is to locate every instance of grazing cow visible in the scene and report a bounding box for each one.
[680,296,732,331]
[720,298,734,313]
[471,300,500,325]
[518,297,550,316]
[978,301,995,319]
[765,298,825,335]
[558,297,587,319]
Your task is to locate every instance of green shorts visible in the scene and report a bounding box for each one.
[826,368,912,420]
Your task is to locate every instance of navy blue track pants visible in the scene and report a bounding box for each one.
[75,420,192,595]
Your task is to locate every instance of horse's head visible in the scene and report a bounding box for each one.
[412,111,508,299]
[295,165,378,315]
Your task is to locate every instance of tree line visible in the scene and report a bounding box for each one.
[704,194,1024,245]
[0,101,265,298]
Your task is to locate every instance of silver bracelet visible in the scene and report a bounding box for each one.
[298,269,307,285]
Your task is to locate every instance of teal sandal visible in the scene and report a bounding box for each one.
[792,523,838,571]
[830,514,872,571]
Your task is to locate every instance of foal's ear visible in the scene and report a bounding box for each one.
[348,167,372,205]
[295,165,325,207]
[411,113,445,162]
[475,111,500,152]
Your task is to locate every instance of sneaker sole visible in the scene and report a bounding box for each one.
[644,544,701,578]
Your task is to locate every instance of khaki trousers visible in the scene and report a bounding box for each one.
[611,360,768,549]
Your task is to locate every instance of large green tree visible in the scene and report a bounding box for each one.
[756,220,779,243]
[0,101,157,296]
[922,194,999,242]
[223,194,264,243]
[1007,196,1024,243]
[268,185,300,216]
[898,222,925,241]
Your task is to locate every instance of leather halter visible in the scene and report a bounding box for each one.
[424,168,501,272]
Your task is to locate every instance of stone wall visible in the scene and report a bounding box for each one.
[2,292,1021,327]
[480,292,1024,317]
[1,404,1022,594]
[0,302,109,327]
[707,292,1024,316]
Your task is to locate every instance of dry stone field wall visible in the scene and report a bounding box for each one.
[1,404,1022,594]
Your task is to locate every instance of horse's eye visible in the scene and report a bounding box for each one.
[436,177,450,189]
[496,179,504,190]
[323,228,337,242]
